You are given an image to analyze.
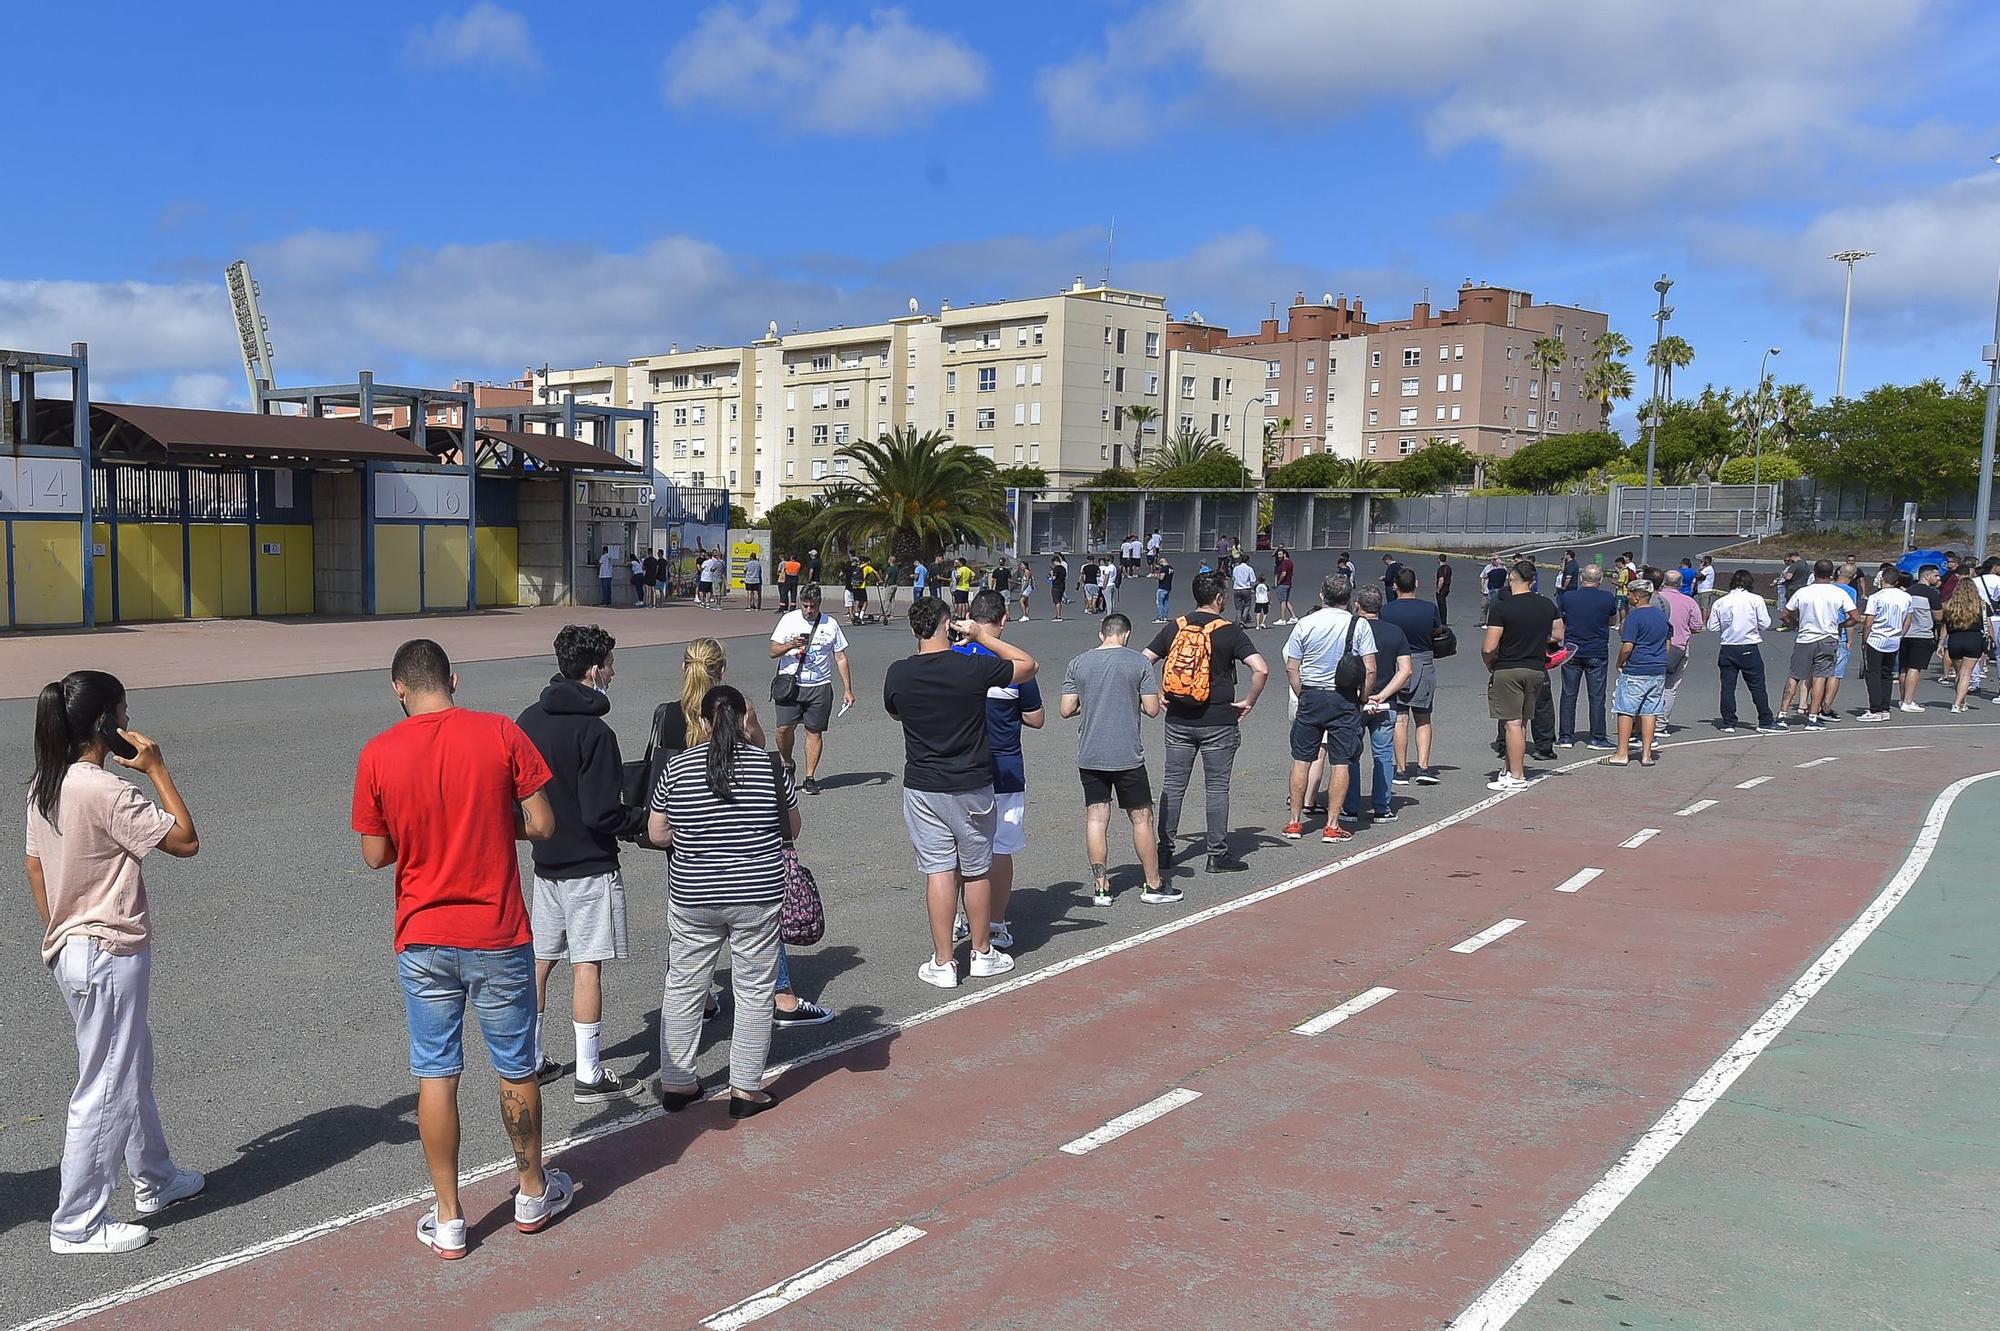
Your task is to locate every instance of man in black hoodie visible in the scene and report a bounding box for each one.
[515,624,648,1103]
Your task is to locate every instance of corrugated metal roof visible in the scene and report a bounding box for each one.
[89,402,436,463]
[477,427,640,472]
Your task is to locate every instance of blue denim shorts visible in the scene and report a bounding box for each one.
[1613,672,1666,717]
[396,942,537,1080]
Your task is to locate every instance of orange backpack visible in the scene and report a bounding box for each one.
[1160,616,1226,705]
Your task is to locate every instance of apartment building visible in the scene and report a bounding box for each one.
[1162,345,1266,471]
[531,363,637,458]
[628,345,756,501]
[1170,293,1371,465]
[763,315,932,511]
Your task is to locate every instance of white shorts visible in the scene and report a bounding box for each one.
[530,871,629,963]
[993,790,1027,857]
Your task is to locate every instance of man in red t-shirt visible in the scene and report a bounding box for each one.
[350,638,573,1259]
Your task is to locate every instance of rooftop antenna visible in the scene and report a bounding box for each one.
[1105,215,1115,287]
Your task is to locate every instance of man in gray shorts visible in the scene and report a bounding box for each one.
[885,596,1039,990]
[769,585,855,795]
[514,624,648,1103]
[1061,614,1176,906]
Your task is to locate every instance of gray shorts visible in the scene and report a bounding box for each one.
[775,681,834,733]
[530,871,629,964]
[1397,651,1437,712]
[1789,638,1837,681]
[902,787,997,877]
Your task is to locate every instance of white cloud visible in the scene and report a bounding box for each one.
[1041,0,1942,205]
[665,2,987,133]
[164,373,242,410]
[404,4,540,73]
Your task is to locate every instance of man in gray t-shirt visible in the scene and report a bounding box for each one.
[1059,614,1174,907]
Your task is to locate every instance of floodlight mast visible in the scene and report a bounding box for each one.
[225,260,277,407]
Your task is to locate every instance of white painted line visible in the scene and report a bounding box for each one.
[1877,744,1932,753]
[1294,986,1397,1035]
[1618,828,1661,849]
[1553,868,1604,894]
[1450,918,1526,954]
[1734,775,1773,789]
[28,722,2000,1331]
[1447,768,2000,1331]
[700,1224,927,1330]
[1059,1088,1202,1156]
[1796,755,1841,769]
[1674,799,1717,817]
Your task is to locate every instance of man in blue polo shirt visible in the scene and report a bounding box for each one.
[1608,578,1669,765]
[951,588,1043,950]
[1558,563,1618,749]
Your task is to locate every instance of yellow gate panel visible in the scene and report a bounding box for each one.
[187,525,252,619]
[423,524,469,611]
[115,523,184,622]
[11,519,86,625]
[255,524,314,616]
[475,526,518,607]
[375,526,422,614]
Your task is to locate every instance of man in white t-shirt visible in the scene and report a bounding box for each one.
[597,547,615,606]
[1231,558,1257,625]
[1856,566,1914,721]
[1282,576,1377,844]
[768,584,855,795]
[1783,559,1853,728]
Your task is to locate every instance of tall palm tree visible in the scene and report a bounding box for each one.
[1647,334,1695,401]
[1262,414,1295,469]
[1769,382,1813,451]
[1122,403,1160,471]
[1139,427,1228,483]
[813,424,1009,563]
[1529,336,1568,439]
[1581,359,1635,425]
[1593,331,1632,363]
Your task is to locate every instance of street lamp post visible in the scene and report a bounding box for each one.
[1974,155,2000,563]
[1640,275,1673,567]
[1752,346,1780,535]
[1830,250,1873,399]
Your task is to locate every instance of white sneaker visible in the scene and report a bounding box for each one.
[1858,711,1890,722]
[917,957,959,988]
[417,1206,467,1259]
[1485,773,1529,791]
[52,1221,152,1255]
[514,1167,574,1234]
[989,921,1014,950]
[951,912,970,944]
[134,1167,205,1216]
[968,947,1015,978]
[1899,702,1923,712]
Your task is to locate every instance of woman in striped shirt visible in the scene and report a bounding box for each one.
[648,685,798,1118]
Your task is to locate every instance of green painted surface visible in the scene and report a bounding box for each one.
[1507,778,2000,1331]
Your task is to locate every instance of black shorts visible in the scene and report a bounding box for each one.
[953,590,969,605]
[1080,766,1152,809]
[1899,637,1936,671]
[1290,686,1362,762]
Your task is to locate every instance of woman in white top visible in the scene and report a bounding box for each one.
[27,671,202,1254]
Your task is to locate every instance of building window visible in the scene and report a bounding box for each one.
[1399,438,1417,456]
[1367,409,1380,425]
[908,346,918,367]
[945,410,956,431]
[1101,443,1111,460]
[1032,326,1045,346]
[976,331,1000,351]
[1550,380,1561,401]
[877,382,888,405]
[729,402,739,422]
[1180,375,1196,399]
[1264,389,1278,407]
[1115,328,1127,353]
[1031,364,1043,386]
[728,469,737,486]
[672,438,688,458]
[1400,378,1419,397]
[842,351,863,369]
[1527,410,1539,428]
[1450,404,1462,421]
[1449,434,1461,446]
[1103,367,1113,385]
[1368,380,1380,396]
[1402,348,1420,366]
[812,459,827,480]
[672,406,689,426]
[1454,344,1465,360]
[812,424,828,446]
[906,384,916,404]
[671,373,691,390]
[1507,346,1517,362]
[1555,322,1566,338]
[1370,350,1381,367]
[1528,378,1540,399]
[1114,367,1126,392]
[811,386,829,409]
[833,422,851,445]
[1437,374,1448,392]
[1029,402,1041,425]
[945,370,957,393]
[1146,331,1160,357]
[1015,365,1027,387]
[1504,376,1516,393]
[1145,372,1158,395]
[1305,358,1316,374]
[1399,407,1418,426]
[1452,373,1464,391]
[755,403,763,421]
[1016,327,1028,347]
[1266,360,1282,379]
[1303,414,1314,431]
[785,426,795,445]
[811,354,833,372]
[973,367,995,392]
[1104,326,1113,346]
[1210,413,1221,435]
[1211,377,1222,401]
[1014,403,1026,425]
[1435,405,1447,421]
[1178,414,1194,432]
[1304,386,1316,403]
[1367,437,1378,454]
[785,389,796,411]
[833,383,851,408]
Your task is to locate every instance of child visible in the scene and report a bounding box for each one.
[1017,562,1034,620]
[1254,577,1271,629]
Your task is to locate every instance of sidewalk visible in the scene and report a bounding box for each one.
[0,601,777,699]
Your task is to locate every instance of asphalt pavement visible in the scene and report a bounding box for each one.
[0,539,1959,1327]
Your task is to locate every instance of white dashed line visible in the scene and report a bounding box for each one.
[1735,776,1773,789]
[1293,986,1397,1035]
[700,1225,927,1330]
[1674,799,1717,817]
[1450,918,1527,954]
[1619,828,1661,849]
[1877,745,1932,752]
[1059,1088,1202,1156]
[1448,769,2000,1331]
[1797,756,1841,769]
[1553,868,1604,894]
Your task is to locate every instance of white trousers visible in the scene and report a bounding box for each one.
[51,938,176,1240]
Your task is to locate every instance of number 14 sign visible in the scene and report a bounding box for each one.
[0,458,83,514]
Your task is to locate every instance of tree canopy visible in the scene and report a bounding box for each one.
[995,465,1048,489]
[1491,430,1626,492]
[811,425,1009,562]
[756,498,821,560]
[1790,378,1987,506]
[1635,401,1737,484]
[1380,440,1475,494]
[1265,454,1385,489]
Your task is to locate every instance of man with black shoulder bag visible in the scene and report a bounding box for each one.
[768,584,855,795]
[1281,575,1377,844]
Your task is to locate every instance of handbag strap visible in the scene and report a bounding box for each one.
[768,752,794,845]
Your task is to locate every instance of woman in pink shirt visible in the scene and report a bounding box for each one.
[1657,570,1708,726]
[27,671,202,1255]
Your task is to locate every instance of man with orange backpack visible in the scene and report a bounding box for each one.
[1143,570,1269,873]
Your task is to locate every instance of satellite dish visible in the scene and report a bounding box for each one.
[908,296,919,314]
[767,320,779,339]
[1322,292,1334,305]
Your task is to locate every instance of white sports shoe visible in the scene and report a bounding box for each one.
[51,1222,152,1255]
[989,921,1014,950]
[917,957,959,989]
[1899,702,1923,712]
[417,1206,467,1259]
[514,1167,575,1234]
[968,947,1015,978]
[134,1167,206,1216]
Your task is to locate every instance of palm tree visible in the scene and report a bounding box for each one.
[1262,414,1295,470]
[1581,359,1635,425]
[813,424,1009,564]
[1122,403,1160,471]
[1647,334,1695,401]
[1769,382,1813,451]
[1139,428,1228,483]
[1592,331,1632,363]
[1529,336,1568,439]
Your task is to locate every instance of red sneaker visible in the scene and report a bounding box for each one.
[1283,821,1305,839]
[1321,825,1353,843]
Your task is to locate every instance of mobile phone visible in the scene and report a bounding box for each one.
[99,715,139,760]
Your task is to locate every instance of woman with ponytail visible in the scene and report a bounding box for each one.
[646,684,797,1117]
[27,671,202,1255]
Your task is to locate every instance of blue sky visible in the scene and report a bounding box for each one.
[4,0,1997,430]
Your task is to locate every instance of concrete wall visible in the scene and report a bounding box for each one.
[516,477,568,606]
[312,471,366,615]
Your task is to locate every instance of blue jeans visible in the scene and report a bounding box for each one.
[775,943,792,994]
[600,575,613,606]
[1560,653,1610,744]
[1342,709,1396,816]
[1157,588,1170,620]
[396,942,537,1080]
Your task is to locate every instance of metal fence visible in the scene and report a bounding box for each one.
[1372,492,1608,537]
[1611,484,1777,539]
[1782,477,1995,527]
